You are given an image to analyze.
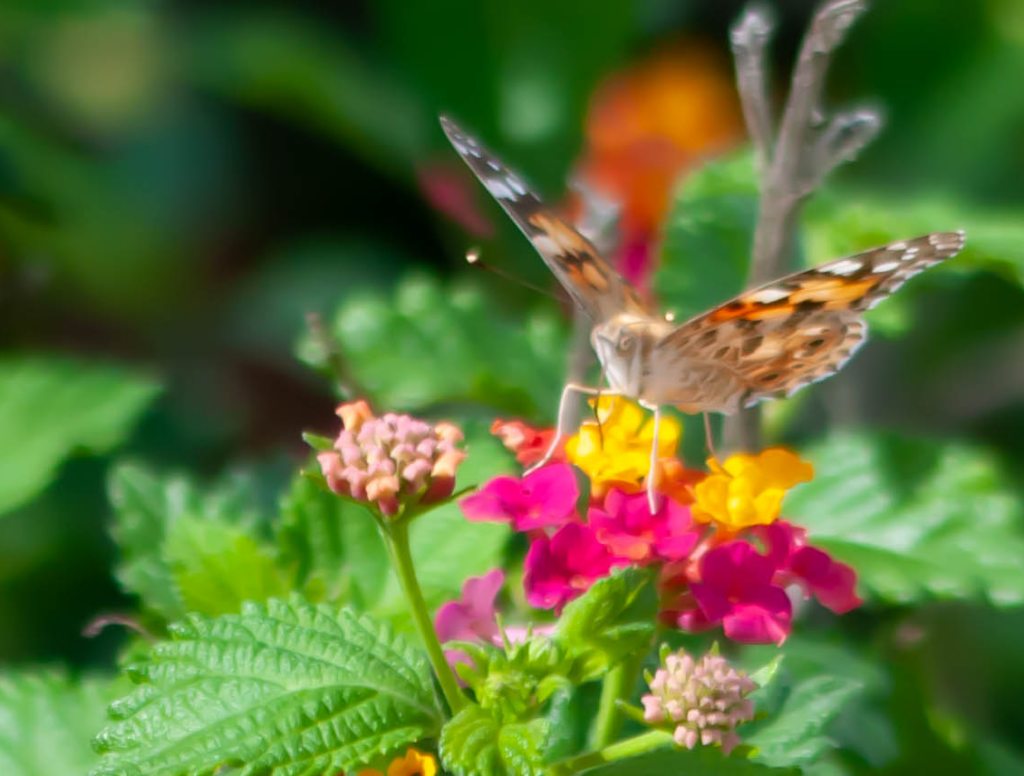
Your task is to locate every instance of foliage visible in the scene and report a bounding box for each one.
[0,670,120,776]
[784,433,1024,606]
[440,705,550,776]
[91,597,444,776]
[0,357,160,517]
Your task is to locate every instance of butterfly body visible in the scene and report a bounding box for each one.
[439,115,964,505]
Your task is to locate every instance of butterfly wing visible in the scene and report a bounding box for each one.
[652,231,966,412]
[440,116,654,323]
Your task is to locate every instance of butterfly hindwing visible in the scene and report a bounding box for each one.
[439,116,653,323]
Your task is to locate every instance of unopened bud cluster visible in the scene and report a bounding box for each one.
[318,400,465,516]
[641,649,757,754]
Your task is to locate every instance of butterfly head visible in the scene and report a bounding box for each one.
[591,314,672,396]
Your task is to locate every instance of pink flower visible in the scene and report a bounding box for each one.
[435,569,504,646]
[686,541,792,645]
[317,402,465,516]
[641,649,757,754]
[459,464,579,532]
[435,569,555,681]
[757,521,862,614]
[524,522,619,611]
[588,488,701,563]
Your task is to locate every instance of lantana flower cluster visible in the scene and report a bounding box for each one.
[641,648,757,754]
[318,400,465,516]
[463,397,861,646]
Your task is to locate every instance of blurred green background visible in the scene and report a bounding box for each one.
[1,0,1023,773]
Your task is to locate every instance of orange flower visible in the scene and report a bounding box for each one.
[577,44,743,238]
[358,748,437,776]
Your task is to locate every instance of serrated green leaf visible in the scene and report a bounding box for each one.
[0,670,121,776]
[439,704,549,776]
[297,273,566,418]
[110,463,294,622]
[92,597,443,776]
[0,357,160,516]
[785,433,1024,606]
[654,151,759,323]
[554,567,656,682]
[575,744,798,775]
[745,676,863,768]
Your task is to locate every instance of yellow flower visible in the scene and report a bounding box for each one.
[566,397,681,497]
[357,748,437,776]
[691,448,813,531]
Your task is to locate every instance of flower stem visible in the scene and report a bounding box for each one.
[382,518,467,715]
[590,650,645,749]
[550,730,673,775]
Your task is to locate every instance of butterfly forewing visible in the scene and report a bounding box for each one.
[653,231,965,410]
[439,116,654,323]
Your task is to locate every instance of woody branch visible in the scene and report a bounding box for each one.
[724,0,882,451]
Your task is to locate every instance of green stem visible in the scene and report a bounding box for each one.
[549,730,673,775]
[383,518,467,715]
[590,651,645,749]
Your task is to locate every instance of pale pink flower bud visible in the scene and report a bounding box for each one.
[316,403,466,517]
[337,400,373,432]
[640,648,757,755]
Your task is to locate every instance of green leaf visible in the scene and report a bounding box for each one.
[92,597,444,776]
[439,704,549,776]
[745,676,864,768]
[785,433,1024,606]
[576,745,798,775]
[554,567,657,682]
[655,151,759,323]
[0,670,121,776]
[298,273,567,418]
[0,357,160,516]
[110,463,293,622]
[166,514,294,616]
[277,472,385,608]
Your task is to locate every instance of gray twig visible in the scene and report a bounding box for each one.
[724,0,881,451]
[563,178,622,428]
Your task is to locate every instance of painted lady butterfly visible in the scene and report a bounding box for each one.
[440,116,964,507]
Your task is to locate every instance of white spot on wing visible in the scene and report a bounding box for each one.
[823,259,863,276]
[873,260,900,273]
[506,175,528,196]
[486,159,501,171]
[748,287,790,304]
[532,234,561,256]
[483,177,516,199]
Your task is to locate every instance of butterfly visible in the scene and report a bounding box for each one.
[439,115,965,510]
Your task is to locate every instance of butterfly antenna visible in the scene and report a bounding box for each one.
[465,248,568,303]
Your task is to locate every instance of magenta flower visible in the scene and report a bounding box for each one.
[524,522,619,611]
[687,541,792,645]
[459,463,579,532]
[588,489,701,563]
[757,521,862,614]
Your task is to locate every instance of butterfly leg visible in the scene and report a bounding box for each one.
[703,412,719,461]
[640,401,662,514]
[524,383,623,475]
